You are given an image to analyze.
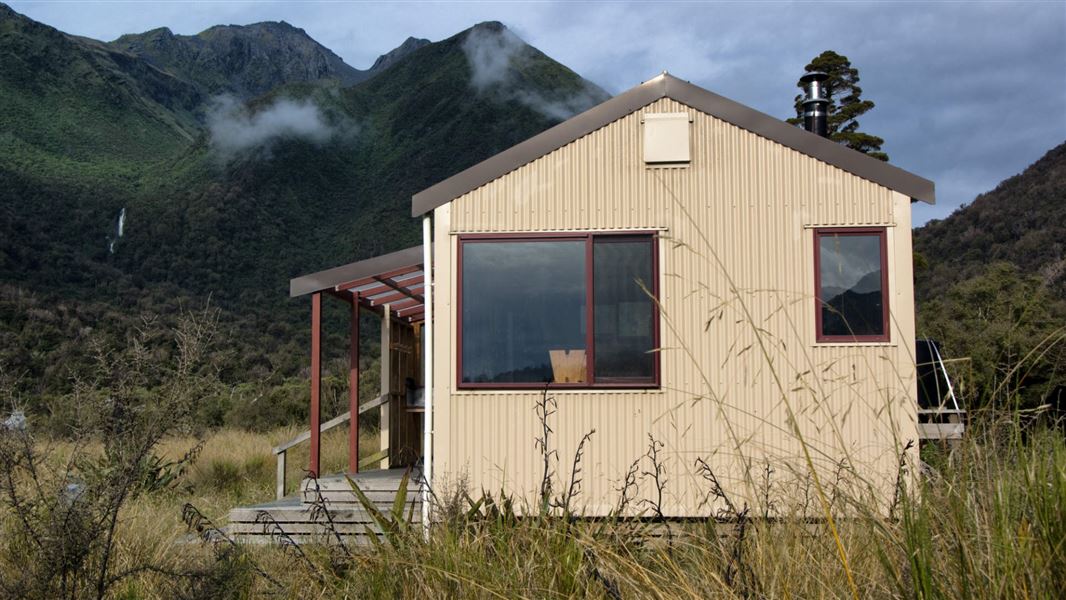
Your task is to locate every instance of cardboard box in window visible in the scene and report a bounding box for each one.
[549,349,586,383]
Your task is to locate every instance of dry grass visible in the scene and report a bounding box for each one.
[4,417,1063,599]
[0,426,379,599]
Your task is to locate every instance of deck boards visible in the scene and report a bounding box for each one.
[227,468,422,545]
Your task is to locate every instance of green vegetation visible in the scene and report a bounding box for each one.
[787,50,889,161]
[915,142,1066,299]
[917,263,1065,408]
[915,143,1066,409]
[0,6,601,424]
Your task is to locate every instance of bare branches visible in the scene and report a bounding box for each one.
[306,476,353,559]
[555,429,596,516]
[181,503,282,591]
[614,456,642,516]
[534,386,558,515]
[0,304,225,599]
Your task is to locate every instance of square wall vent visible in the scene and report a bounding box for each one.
[643,112,691,165]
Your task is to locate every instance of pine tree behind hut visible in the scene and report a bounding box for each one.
[788,50,889,161]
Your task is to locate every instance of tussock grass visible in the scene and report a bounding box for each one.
[300,417,1066,599]
[3,419,1063,598]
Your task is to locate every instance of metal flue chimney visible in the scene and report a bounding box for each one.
[800,71,829,137]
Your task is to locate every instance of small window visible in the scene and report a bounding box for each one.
[458,233,659,388]
[814,228,889,342]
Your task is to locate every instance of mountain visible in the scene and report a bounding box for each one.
[913,142,1066,407]
[0,6,609,420]
[914,142,1066,302]
[369,36,431,72]
[0,3,200,185]
[110,21,367,99]
[109,25,435,101]
[106,20,609,303]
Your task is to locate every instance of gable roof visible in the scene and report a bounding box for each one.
[412,73,934,216]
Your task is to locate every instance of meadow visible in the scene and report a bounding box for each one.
[0,411,1063,598]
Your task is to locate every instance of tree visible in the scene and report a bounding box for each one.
[787,50,889,161]
[917,262,1066,409]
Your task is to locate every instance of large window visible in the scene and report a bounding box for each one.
[459,233,658,387]
[814,227,889,342]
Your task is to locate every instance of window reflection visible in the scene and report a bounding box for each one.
[818,232,886,338]
[461,241,586,383]
[594,239,655,380]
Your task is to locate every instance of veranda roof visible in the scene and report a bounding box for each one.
[289,245,426,323]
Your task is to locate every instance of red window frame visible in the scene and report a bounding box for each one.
[813,227,890,343]
[456,231,661,390]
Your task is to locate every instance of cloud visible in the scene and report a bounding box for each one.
[205,95,341,156]
[461,24,608,121]
[463,24,525,92]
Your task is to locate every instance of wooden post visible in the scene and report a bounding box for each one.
[276,450,287,500]
[309,292,322,478]
[348,298,360,474]
[379,304,391,469]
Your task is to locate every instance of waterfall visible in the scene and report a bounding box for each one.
[108,207,126,254]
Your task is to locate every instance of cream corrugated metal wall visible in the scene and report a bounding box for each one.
[432,98,918,517]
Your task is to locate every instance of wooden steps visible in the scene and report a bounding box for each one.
[226,468,422,545]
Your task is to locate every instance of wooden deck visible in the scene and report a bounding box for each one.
[227,468,422,545]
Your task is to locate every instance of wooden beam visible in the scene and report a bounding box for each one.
[275,451,286,500]
[350,283,390,298]
[358,449,389,471]
[381,296,421,311]
[358,394,389,414]
[366,280,425,306]
[309,292,322,478]
[373,276,425,304]
[326,288,355,303]
[396,304,425,318]
[401,308,426,323]
[334,265,422,293]
[348,297,360,474]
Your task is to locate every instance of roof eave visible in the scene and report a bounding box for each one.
[289,244,425,298]
[664,76,935,204]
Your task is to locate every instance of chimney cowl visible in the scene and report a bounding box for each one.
[800,71,830,138]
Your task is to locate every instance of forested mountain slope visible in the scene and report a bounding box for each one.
[0,5,608,415]
[915,142,1066,302]
[914,143,1066,407]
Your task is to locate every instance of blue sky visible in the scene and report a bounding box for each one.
[11,0,1066,225]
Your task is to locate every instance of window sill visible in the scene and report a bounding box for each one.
[812,341,897,348]
[451,387,665,396]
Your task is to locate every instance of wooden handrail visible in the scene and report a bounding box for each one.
[273,393,391,498]
[358,449,389,470]
[273,394,390,455]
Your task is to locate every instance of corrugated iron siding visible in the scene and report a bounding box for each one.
[432,98,918,516]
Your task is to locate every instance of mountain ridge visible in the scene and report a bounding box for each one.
[914,141,1066,302]
[110,20,367,99]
